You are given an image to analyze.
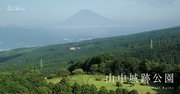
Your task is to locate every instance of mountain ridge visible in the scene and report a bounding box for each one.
[57,9,117,27]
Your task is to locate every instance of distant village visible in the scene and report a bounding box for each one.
[69,47,81,51]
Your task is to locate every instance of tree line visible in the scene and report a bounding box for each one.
[68,53,180,92]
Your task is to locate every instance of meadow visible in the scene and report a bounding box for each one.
[47,75,174,94]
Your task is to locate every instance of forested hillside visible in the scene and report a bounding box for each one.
[0,26,180,94]
[0,27,179,73]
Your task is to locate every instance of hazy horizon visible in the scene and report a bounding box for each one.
[0,0,180,28]
[0,0,180,50]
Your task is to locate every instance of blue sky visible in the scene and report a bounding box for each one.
[0,0,180,28]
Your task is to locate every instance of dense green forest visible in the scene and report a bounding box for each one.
[0,27,179,73]
[0,27,180,93]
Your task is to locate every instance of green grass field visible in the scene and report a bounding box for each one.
[47,75,175,94]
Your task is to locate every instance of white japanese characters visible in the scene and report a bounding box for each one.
[105,73,174,84]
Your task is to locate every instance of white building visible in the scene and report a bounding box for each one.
[69,47,76,51]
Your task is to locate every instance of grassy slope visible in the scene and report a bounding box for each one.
[47,75,174,94]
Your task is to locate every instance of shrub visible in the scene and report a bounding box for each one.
[129,89,139,94]
[122,89,128,94]
[95,76,102,81]
[116,88,123,94]
[109,90,116,94]
[57,69,70,77]
[98,86,109,94]
[72,68,85,75]
[47,74,56,79]
[116,81,122,87]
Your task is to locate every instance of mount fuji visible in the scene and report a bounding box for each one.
[58,9,116,27]
[0,9,138,50]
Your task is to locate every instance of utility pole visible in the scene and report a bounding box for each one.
[40,59,43,68]
[150,39,153,49]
